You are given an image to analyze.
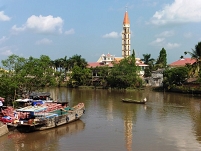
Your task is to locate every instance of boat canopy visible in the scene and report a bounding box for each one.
[15,99,32,102]
[34,112,58,118]
[16,106,47,112]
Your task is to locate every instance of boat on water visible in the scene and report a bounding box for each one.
[0,100,85,132]
[122,98,147,104]
[14,102,85,132]
[0,92,85,132]
[0,92,55,125]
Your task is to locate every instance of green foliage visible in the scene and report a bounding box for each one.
[144,68,151,77]
[163,67,189,90]
[0,55,57,103]
[155,48,167,69]
[69,54,88,69]
[107,53,141,89]
[53,54,88,86]
[141,53,155,77]
[184,41,201,77]
[69,65,91,86]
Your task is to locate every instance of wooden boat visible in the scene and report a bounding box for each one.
[29,92,52,100]
[122,98,147,104]
[13,102,85,132]
[0,92,74,128]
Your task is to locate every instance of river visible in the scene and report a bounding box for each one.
[0,87,201,151]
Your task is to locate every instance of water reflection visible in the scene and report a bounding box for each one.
[123,102,148,151]
[124,107,135,151]
[1,88,201,151]
[0,120,85,151]
[189,99,201,143]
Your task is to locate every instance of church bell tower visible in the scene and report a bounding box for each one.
[122,11,131,57]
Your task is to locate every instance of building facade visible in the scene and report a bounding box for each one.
[122,11,131,58]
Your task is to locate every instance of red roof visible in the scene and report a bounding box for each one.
[88,61,148,68]
[169,58,196,67]
[87,62,113,68]
[123,11,130,25]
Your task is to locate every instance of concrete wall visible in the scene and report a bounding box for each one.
[0,122,8,137]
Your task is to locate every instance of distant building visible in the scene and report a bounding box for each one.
[122,11,131,57]
[97,53,115,65]
[88,53,148,76]
[147,58,197,87]
[169,58,196,67]
[87,53,114,68]
[151,69,164,87]
[87,10,148,76]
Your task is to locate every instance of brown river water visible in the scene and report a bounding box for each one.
[0,87,201,151]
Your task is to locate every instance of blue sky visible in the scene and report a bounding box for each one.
[0,0,201,64]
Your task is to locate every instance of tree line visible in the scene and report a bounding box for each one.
[0,41,201,104]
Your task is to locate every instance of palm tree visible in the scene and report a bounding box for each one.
[62,56,69,79]
[69,54,88,69]
[54,58,62,73]
[184,41,201,77]
[141,54,155,65]
[141,54,155,77]
[142,53,155,70]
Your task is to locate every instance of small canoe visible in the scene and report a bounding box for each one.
[122,98,147,104]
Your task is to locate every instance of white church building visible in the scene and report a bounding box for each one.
[88,10,148,76]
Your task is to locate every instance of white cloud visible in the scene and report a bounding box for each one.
[12,15,63,34]
[150,38,180,49]
[11,25,26,34]
[156,30,174,37]
[149,0,201,25]
[166,42,180,49]
[0,47,13,56]
[0,36,8,44]
[65,28,75,35]
[36,38,52,45]
[183,32,192,38]
[150,38,165,45]
[102,32,120,38]
[0,11,11,21]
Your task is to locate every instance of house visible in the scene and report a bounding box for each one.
[169,58,196,67]
[87,53,149,86]
[97,53,115,65]
[147,58,196,87]
[87,53,148,76]
[150,69,164,87]
[87,10,148,85]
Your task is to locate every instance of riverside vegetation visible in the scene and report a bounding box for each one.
[0,41,201,106]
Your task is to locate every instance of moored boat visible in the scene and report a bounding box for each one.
[14,102,85,132]
[122,98,147,104]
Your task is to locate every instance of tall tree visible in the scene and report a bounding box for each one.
[69,65,91,87]
[141,54,155,65]
[184,41,201,77]
[0,55,56,104]
[1,55,27,103]
[163,67,189,90]
[69,54,88,69]
[155,48,167,69]
[141,54,155,77]
[107,51,142,89]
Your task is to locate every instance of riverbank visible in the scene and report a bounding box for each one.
[0,122,8,137]
[152,86,201,95]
